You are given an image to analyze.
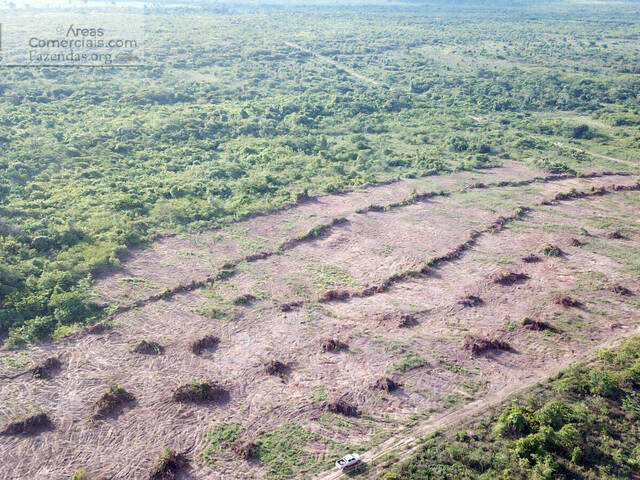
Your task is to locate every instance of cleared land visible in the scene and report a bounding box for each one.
[1,164,639,479]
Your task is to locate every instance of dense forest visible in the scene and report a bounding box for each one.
[1,0,639,346]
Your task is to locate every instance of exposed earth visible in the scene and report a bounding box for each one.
[2,162,640,479]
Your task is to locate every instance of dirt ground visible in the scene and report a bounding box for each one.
[1,163,639,480]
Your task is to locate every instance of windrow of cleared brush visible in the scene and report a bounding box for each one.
[316,181,638,304]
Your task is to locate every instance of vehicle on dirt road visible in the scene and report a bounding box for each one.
[335,453,362,471]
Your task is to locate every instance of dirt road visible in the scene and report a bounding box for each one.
[554,141,635,168]
[285,41,384,88]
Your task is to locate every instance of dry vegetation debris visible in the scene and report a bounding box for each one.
[463,335,512,356]
[611,285,634,296]
[172,381,229,404]
[492,271,530,286]
[92,384,135,420]
[541,244,565,257]
[264,360,288,377]
[0,412,53,436]
[522,253,542,263]
[459,295,484,308]
[189,335,219,355]
[31,356,62,379]
[132,340,164,355]
[522,318,555,332]
[326,398,360,417]
[321,338,348,353]
[149,448,189,480]
[231,440,259,460]
[607,230,628,239]
[373,377,401,392]
[553,295,583,308]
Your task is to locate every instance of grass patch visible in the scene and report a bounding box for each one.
[202,422,245,461]
[394,352,429,373]
[308,264,359,289]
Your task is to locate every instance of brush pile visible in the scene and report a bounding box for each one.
[463,335,511,356]
[1,413,53,436]
[189,335,219,355]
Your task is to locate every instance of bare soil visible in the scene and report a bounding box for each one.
[1,166,639,480]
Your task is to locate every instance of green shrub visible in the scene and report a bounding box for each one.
[588,370,620,399]
[496,405,533,437]
[534,401,572,430]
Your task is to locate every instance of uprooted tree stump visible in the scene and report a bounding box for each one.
[553,295,582,308]
[458,295,484,308]
[133,340,164,355]
[149,448,189,480]
[189,335,220,355]
[541,244,564,257]
[265,360,288,377]
[1,413,53,436]
[612,285,634,296]
[231,440,259,460]
[326,399,360,417]
[321,338,348,353]
[280,301,302,312]
[172,381,229,404]
[319,289,351,303]
[92,384,135,420]
[522,253,542,264]
[522,318,554,332]
[373,377,401,392]
[493,272,530,286]
[31,357,61,380]
[607,230,627,240]
[463,335,511,356]
[397,313,419,328]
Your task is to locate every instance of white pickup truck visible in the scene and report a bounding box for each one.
[335,453,362,471]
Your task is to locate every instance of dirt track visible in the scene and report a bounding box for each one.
[2,163,640,480]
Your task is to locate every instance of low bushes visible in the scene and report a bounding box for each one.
[383,336,640,480]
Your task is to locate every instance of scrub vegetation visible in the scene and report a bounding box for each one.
[1,0,639,347]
